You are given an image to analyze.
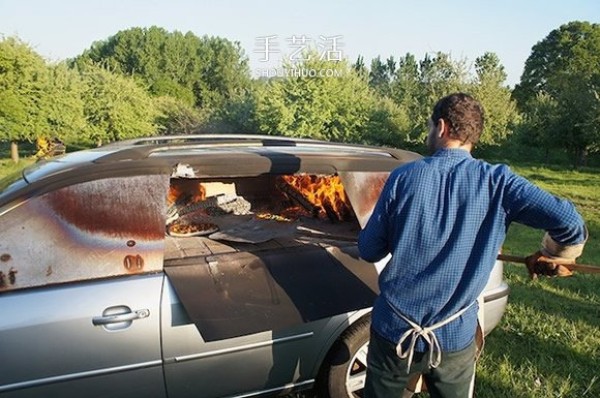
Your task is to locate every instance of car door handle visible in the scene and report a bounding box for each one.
[92,307,150,326]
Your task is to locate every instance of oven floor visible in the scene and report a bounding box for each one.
[164,234,303,260]
[164,215,360,262]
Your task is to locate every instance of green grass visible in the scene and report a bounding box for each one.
[0,157,35,171]
[1,156,599,397]
[0,157,35,182]
[476,268,600,397]
[0,142,37,182]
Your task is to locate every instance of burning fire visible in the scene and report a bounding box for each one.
[167,180,206,205]
[279,175,353,221]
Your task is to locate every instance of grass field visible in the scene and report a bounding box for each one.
[1,155,598,397]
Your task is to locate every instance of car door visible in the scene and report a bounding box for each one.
[160,244,380,398]
[0,175,169,398]
[160,252,327,398]
[160,277,323,398]
[0,276,166,398]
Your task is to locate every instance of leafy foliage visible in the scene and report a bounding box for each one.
[154,96,208,135]
[0,37,48,143]
[385,52,518,148]
[470,52,520,146]
[78,62,159,145]
[3,21,599,168]
[514,21,600,166]
[369,55,396,98]
[362,96,411,147]
[74,26,252,110]
[255,56,373,143]
[256,50,519,149]
[40,63,87,144]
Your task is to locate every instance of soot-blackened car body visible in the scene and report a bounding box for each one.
[0,135,509,398]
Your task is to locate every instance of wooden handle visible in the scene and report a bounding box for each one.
[497,254,600,274]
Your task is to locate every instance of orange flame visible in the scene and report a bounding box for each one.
[167,181,206,205]
[280,175,352,220]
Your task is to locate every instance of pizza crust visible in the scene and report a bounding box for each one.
[167,222,219,237]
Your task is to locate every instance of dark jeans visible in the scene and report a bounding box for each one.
[365,330,476,398]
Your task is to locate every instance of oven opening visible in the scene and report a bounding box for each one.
[164,173,362,260]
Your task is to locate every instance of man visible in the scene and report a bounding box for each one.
[358,93,587,398]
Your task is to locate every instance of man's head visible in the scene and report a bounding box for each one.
[427,93,484,154]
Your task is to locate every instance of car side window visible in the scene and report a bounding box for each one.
[0,175,168,292]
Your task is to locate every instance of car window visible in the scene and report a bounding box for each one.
[0,175,168,292]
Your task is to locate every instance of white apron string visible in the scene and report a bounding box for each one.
[386,300,475,374]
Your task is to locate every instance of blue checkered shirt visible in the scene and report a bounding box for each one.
[358,148,587,352]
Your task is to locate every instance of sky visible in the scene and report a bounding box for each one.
[1,0,599,87]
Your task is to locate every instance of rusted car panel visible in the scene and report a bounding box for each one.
[338,171,391,227]
[0,175,168,291]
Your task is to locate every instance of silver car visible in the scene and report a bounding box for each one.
[0,135,509,398]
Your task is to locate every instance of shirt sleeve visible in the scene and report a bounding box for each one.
[503,170,587,259]
[358,173,395,262]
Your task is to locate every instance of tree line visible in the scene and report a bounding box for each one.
[1,22,599,166]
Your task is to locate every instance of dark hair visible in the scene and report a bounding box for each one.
[431,93,484,145]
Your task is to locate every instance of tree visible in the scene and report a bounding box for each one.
[516,92,560,157]
[154,96,209,135]
[551,71,600,165]
[389,53,422,145]
[364,51,519,150]
[0,37,48,162]
[74,27,252,110]
[514,21,600,166]
[362,96,411,147]
[419,52,469,104]
[369,56,396,97]
[254,55,374,143]
[353,55,368,79]
[78,63,159,146]
[399,52,469,145]
[192,36,252,109]
[202,87,260,134]
[469,52,519,146]
[39,62,87,145]
[514,21,600,106]
[76,27,189,98]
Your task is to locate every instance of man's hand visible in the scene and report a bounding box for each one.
[525,251,573,279]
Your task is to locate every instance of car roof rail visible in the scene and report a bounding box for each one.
[101,134,325,147]
[94,134,421,163]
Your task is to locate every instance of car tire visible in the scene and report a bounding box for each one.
[317,316,371,398]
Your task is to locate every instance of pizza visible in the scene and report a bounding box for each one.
[167,221,219,237]
[256,213,294,222]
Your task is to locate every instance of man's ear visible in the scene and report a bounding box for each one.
[437,118,448,137]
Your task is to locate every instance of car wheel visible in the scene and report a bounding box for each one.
[317,316,370,398]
